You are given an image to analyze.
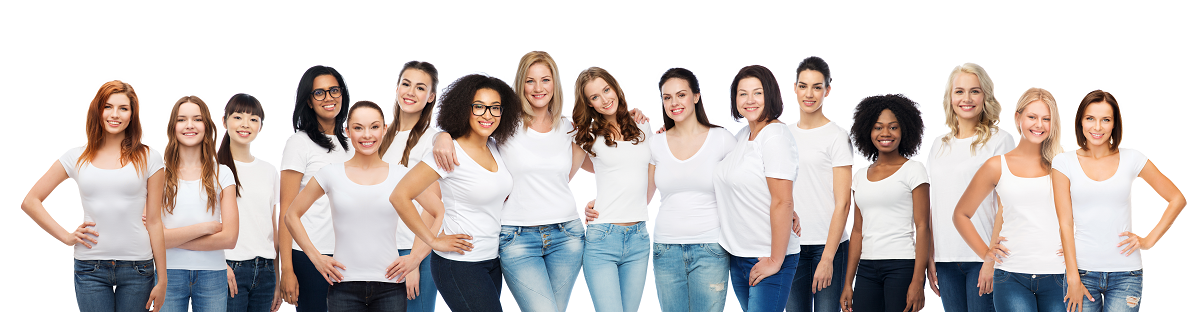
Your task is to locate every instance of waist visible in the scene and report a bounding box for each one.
[74,259,154,267]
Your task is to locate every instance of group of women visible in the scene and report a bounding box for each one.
[20,51,1184,312]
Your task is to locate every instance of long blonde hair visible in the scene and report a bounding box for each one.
[941,63,1001,154]
[514,51,564,130]
[164,96,221,215]
[1014,88,1062,167]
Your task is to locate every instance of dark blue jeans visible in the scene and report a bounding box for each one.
[398,249,437,312]
[1077,269,1143,312]
[292,250,331,312]
[787,241,848,312]
[729,253,799,312]
[991,269,1065,312]
[326,281,407,312]
[74,259,157,312]
[431,253,503,312]
[852,259,915,312]
[936,261,994,312]
[226,257,276,312]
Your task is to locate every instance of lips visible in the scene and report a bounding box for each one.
[402,97,417,105]
[479,120,494,128]
[359,140,376,148]
[182,131,198,137]
[601,101,614,111]
[322,104,337,111]
[803,100,817,107]
[743,106,760,112]
[107,120,122,127]
[959,104,976,112]
[1029,130,1045,136]
[531,94,547,99]
[670,107,684,115]
[877,139,895,147]
[236,130,251,137]
[1089,132,1104,139]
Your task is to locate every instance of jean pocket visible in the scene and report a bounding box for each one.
[136,263,155,277]
[1128,269,1143,277]
[653,244,667,259]
[584,224,608,243]
[498,227,518,250]
[993,269,1011,283]
[702,244,728,258]
[74,261,97,275]
[562,220,586,240]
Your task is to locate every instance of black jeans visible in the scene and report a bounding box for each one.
[327,281,407,312]
[853,259,916,312]
[292,250,331,312]
[431,253,503,312]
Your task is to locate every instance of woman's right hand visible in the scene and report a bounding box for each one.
[429,232,474,254]
[840,287,854,312]
[432,133,459,173]
[280,271,299,305]
[978,260,995,296]
[584,199,598,223]
[68,221,98,248]
[1064,279,1094,312]
[311,254,345,285]
[985,236,1010,263]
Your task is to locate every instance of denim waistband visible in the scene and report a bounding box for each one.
[588,221,646,232]
[75,259,154,267]
[227,256,274,265]
[506,218,582,233]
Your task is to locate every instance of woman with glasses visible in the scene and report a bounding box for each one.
[278,65,355,311]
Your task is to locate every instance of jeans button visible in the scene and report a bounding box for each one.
[1032,274,1037,278]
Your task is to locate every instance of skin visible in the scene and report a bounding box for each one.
[220,110,284,311]
[389,68,444,299]
[163,102,240,252]
[21,92,169,311]
[840,109,932,312]
[792,69,854,293]
[951,73,984,139]
[582,77,657,225]
[952,100,1052,298]
[1053,101,1186,312]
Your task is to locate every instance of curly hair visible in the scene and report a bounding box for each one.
[851,94,925,161]
[436,74,522,146]
[730,65,784,122]
[571,67,644,157]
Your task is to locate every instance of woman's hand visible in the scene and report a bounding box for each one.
[1064,278,1094,312]
[927,261,940,297]
[1117,231,1148,255]
[840,287,854,312]
[629,108,649,124]
[146,282,166,312]
[904,282,925,312]
[792,213,802,236]
[226,264,238,298]
[429,232,475,254]
[405,269,421,300]
[68,221,99,248]
[985,236,1010,263]
[271,286,283,312]
[749,257,782,286]
[311,254,345,285]
[280,271,299,304]
[812,259,834,292]
[431,132,458,173]
[385,254,421,281]
[584,199,598,223]
[978,261,995,296]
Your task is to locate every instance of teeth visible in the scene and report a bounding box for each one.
[360,141,375,147]
[403,99,416,104]
[323,104,336,109]
[670,108,684,115]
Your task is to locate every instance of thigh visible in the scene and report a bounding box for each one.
[787,245,824,312]
[881,260,915,312]
[745,254,799,312]
[367,282,408,312]
[583,224,624,312]
[616,225,650,312]
[852,261,885,312]
[992,270,1034,312]
[1033,274,1067,312]
[934,262,968,312]
[728,256,755,312]
[398,249,437,312]
[75,260,116,312]
[544,219,586,305]
[432,254,503,312]
[192,270,229,312]
[689,244,731,312]
[1079,270,1105,312]
[163,269,193,312]
[326,282,366,312]
[225,261,252,312]
[498,227,556,311]
[291,251,331,312]
[812,240,849,312]
[653,244,689,312]
[1101,270,1143,312]
[959,262,994,312]
[114,261,156,312]
[246,261,277,312]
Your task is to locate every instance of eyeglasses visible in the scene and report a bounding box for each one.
[472,104,503,117]
[311,86,344,101]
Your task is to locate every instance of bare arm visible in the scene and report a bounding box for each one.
[646,164,657,204]
[283,177,327,258]
[816,166,853,280]
[570,144,587,180]
[276,170,303,304]
[390,163,474,254]
[840,202,864,312]
[908,183,932,312]
[952,157,1002,259]
[1052,168,1092,311]
[21,162,78,245]
[767,177,795,261]
[143,169,168,311]
[176,185,240,250]
[1134,160,1186,250]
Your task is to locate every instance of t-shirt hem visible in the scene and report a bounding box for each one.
[501,215,579,227]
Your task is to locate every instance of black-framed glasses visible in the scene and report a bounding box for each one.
[472,104,503,117]
[311,86,344,101]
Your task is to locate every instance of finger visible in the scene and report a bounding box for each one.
[77,238,94,249]
[1117,237,1132,247]
[1085,289,1094,301]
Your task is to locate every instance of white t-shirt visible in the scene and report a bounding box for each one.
[423,140,512,262]
[852,160,928,260]
[500,119,579,226]
[59,147,164,261]
[651,127,737,244]
[789,122,854,246]
[164,165,237,270]
[1052,149,1148,272]
[381,129,435,249]
[590,121,653,224]
[927,129,1016,262]
[992,156,1064,274]
[226,158,280,261]
[715,123,802,257]
[280,132,353,254]
[317,162,405,283]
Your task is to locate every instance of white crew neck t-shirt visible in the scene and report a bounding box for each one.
[164,165,237,270]
[1052,149,1148,272]
[789,121,854,246]
[590,121,653,224]
[992,156,1064,274]
[651,127,737,244]
[853,160,928,260]
[500,118,579,226]
[317,162,405,282]
[423,140,513,262]
[381,129,435,249]
[281,132,353,254]
[226,158,280,261]
[715,123,801,257]
[60,146,164,261]
[927,129,1016,262]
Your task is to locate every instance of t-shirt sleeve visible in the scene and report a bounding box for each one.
[146,148,165,176]
[217,165,237,191]
[904,161,930,191]
[58,148,81,179]
[761,126,799,181]
[280,134,309,173]
[993,129,1017,155]
[421,148,449,179]
[648,136,660,166]
[311,163,335,194]
[271,167,280,207]
[1126,149,1149,176]
[1050,153,1072,178]
[638,121,653,140]
[851,167,862,191]
[831,128,854,167]
[716,128,738,159]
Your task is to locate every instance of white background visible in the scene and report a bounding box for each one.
[4,1,1191,311]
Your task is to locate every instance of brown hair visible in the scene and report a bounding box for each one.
[379,61,438,166]
[571,67,644,156]
[1074,90,1123,151]
[164,96,221,215]
[77,80,150,176]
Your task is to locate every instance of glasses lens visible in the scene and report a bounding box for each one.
[472,104,486,116]
[328,87,342,98]
[312,89,326,100]
[490,106,502,117]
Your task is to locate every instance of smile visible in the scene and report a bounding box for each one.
[670,107,684,115]
[359,140,375,148]
[402,98,417,105]
[877,139,895,147]
[236,130,251,137]
[803,100,817,107]
[322,104,337,110]
[479,120,494,128]
[1089,132,1104,139]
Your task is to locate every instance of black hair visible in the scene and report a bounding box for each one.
[730,65,784,122]
[850,94,925,161]
[379,61,439,166]
[291,65,350,152]
[216,93,265,197]
[796,56,832,87]
[659,68,719,130]
[436,74,522,145]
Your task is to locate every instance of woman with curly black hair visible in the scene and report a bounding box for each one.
[390,73,522,312]
[840,94,932,312]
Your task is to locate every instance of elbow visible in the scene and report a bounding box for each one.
[772,198,794,212]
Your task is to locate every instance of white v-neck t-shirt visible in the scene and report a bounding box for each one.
[1052,149,1148,271]
[589,121,653,224]
[714,123,801,257]
[927,129,1016,262]
[164,165,237,270]
[650,127,737,244]
[423,140,513,262]
[280,132,353,254]
[317,162,406,282]
[852,160,928,260]
[59,146,164,261]
[789,121,854,246]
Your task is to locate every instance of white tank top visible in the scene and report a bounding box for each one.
[993,156,1064,274]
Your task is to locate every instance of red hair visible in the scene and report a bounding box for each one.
[77,80,150,175]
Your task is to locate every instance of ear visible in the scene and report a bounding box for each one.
[793,82,800,94]
[427,92,437,105]
[692,92,701,105]
[824,84,832,98]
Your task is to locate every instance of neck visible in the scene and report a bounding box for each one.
[747,119,770,139]
[317,117,337,135]
[229,140,254,163]
[398,110,420,132]
[669,117,706,136]
[875,150,907,166]
[457,131,489,150]
[1087,142,1114,158]
[101,131,126,150]
[797,109,830,129]
[346,151,386,169]
[178,144,204,168]
[956,117,979,139]
[530,105,552,128]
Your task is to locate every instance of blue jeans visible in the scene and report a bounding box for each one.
[498,219,586,312]
[936,262,994,312]
[291,250,331,312]
[326,281,407,312]
[653,243,730,312]
[787,241,849,312]
[583,222,650,312]
[398,249,437,312]
[992,269,1065,312]
[431,253,503,312]
[852,259,915,312]
[164,269,228,312]
[729,253,799,312]
[226,257,276,312]
[74,259,157,312]
[1077,269,1143,312]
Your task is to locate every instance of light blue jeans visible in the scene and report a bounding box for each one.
[397,249,437,312]
[164,269,228,312]
[1078,269,1143,312]
[583,222,650,312]
[499,219,586,312]
[74,259,157,312]
[652,243,730,312]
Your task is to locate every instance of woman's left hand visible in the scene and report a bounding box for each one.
[904,282,925,312]
[629,108,649,124]
[749,257,782,286]
[1117,231,1149,255]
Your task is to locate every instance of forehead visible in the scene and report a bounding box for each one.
[1084,101,1114,116]
[797,69,825,83]
[401,69,432,84]
[527,63,552,77]
[661,78,690,92]
[953,72,981,88]
[349,108,383,123]
[737,77,762,89]
[1022,100,1051,114]
[473,88,501,102]
[107,93,131,105]
[584,78,609,93]
[177,102,202,115]
[313,74,339,89]
[876,108,898,122]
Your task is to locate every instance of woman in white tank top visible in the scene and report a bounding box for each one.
[953,88,1065,312]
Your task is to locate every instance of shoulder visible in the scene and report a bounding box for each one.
[252,158,278,172]
[62,146,86,160]
[1050,150,1077,168]
[1118,148,1146,161]
[761,123,794,142]
[283,132,315,150]
[712,127,737,143]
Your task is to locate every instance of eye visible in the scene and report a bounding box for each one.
[590,95,598,101]
[678,93,685,98]
[662,95,671,100]
[738,92,746,97]
[814,86,822,90]
[417,86,425,91]
[955,90,963,94]
[543,78,551,83]
[604,87,610,93]
[1043,118,1050,122]
[1086,116,1094,121]
[401,82,410,87]
[233,116,241,120]
[971,90,981,94]
[120,107,129,111]
[251,118,259,122]
[755,91,762,96]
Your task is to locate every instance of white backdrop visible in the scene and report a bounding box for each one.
[4,1,1192,311]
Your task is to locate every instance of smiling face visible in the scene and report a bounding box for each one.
[951,73,984,122]
[471,88,503,138]
[524,62,554,109]
[309,74,342,122]
[103,93,133,135]
[396,69,434,115]
[736,77,766,122]
[174,102,206,147]
[871,109,901,154]
[1081,101,1115,147]
[346,107,386,155]
[585,77,619,117]
[1016,100,1052,144]
[223,112,262,146]
[794,69,829,115]
[661,78,699,124]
